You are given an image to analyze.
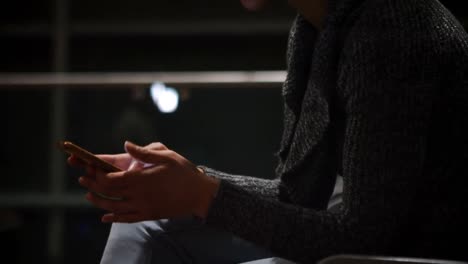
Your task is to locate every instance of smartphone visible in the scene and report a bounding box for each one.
[58,141,122,172]
[57,141,124,201]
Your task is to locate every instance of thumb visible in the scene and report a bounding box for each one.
[124,141,167,165]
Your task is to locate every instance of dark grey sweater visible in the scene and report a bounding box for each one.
[203,0,468,262]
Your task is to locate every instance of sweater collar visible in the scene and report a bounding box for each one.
[278,0,366,176]
[282,0,365,108]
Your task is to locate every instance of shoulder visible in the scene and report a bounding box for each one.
[339,0,468,84]
[345,0,468,55]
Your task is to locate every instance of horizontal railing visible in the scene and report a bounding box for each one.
[0,71,286,88]
[0,193,90,208]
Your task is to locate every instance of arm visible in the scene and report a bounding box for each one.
[204,1,438,262]
[199,166,281,201]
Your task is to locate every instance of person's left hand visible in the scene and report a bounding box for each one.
[78,141,220,223]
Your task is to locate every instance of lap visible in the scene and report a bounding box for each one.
[101,217,275,264]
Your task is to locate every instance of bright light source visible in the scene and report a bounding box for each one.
[150,82,179,113]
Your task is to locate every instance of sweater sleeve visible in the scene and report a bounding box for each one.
[205,1,441,263]
[199,166,280,201]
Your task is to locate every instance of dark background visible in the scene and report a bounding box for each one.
[1,1,466,263]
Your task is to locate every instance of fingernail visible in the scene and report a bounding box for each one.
[124,141,132,153]
[79,177,90,188]
[124,140,138,152]
[125,140,136,145]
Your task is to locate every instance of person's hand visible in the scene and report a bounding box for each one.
[77,141,220,223]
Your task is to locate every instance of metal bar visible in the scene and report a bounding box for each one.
[0,71,286,88]
[0,194,90,208]
[48,0,69,262]
[0,20,291,36]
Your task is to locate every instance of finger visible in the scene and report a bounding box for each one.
[84,166,97,178]
[68,155,86,168]
[124,141,171,164]
[85,192,133,213]
[94,170,128,189]
[122,164,166,183]
[96,153,133,170]
[144,142,168,151]
[101,212,144,223]
[68,155,98,178]
[79,177,127,199]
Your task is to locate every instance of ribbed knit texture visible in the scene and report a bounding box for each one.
[203,0,468,262]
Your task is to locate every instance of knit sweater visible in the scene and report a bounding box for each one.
[203,0,468,262]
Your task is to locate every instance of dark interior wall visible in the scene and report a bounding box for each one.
[1,0,466,72]
[0,0,294,72]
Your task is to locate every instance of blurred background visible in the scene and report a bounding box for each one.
[0,0,466,263]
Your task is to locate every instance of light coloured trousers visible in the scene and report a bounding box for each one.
[100,217,296,264]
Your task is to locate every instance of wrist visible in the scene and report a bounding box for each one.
[193,170,220,219]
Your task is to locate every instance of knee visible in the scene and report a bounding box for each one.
[101,222,164,264]
[108,221,163,244]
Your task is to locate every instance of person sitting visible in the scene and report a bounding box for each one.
[68,0,468,263]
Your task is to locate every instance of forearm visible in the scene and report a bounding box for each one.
[204,162,420,263]
[198,166,281,201]
[204,180,356,263]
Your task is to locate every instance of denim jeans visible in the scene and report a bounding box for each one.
[100,217,293,264]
